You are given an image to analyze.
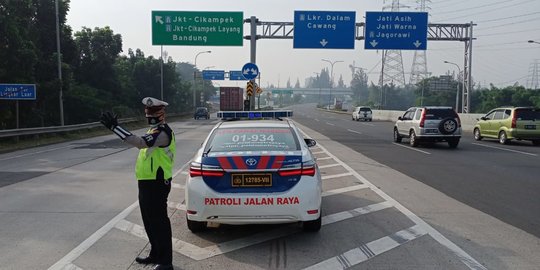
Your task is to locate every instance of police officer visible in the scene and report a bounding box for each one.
[100,97,175,270]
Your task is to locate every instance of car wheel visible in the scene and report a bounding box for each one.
[186,216,207,233]
[448,138,460,148]
[498,131,509,145]
[409,130,419,147]
[473,128,483,141]
[369,119,372,122]
[393,128,402,143]
[532,140,540,146]
[302,213,321,232]
[439,118,458,135]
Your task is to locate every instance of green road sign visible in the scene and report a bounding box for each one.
[152,11,243,46]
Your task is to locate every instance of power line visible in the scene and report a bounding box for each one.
[476,11,540,23]
[431,0,513,16]
[435,0,535,21]
[476,27,540,37]
[477,17,540,30]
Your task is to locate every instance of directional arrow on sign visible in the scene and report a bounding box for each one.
[243,68,258,77]
[413,40,422,48]
[320,39,328,47]
[370,40,379,48]
[155,16,164,24]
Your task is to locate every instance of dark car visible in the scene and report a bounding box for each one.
[194,107,210,119]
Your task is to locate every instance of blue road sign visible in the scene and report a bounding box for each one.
[229,70,247,80]
[0,84,36,100]
[364,11,428,50]
[202,70,225,80]
[242,63,259,80]
[293,11,356,49]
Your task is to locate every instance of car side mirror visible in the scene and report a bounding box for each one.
[398,116,403,120]
[304,138,317,147]
[480,116,487,121]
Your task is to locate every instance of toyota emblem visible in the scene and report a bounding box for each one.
[246,158,257,166]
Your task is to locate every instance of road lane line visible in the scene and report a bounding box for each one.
[392,143,431,155]
[167,201,186,211]
[311,151,325,154]
[47,202,139,270]
[360,122,375,127]
[316,156,333,161]
[322,172,353,180]
[171,183,185,189]
[472,142,538,156]
[314,119,320,122]
[318,163,341,169]
[322,184,369,197]
[304,225,426,270]
[0,145,73,161]
[326,122,335,126]
[312,140,486,270]
[347,129,362,135]
[322,201,392,225]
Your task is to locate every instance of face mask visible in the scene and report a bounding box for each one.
[147,116,160,125]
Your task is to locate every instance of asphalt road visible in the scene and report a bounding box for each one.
[0,111,538,270]
[292,103,540,238]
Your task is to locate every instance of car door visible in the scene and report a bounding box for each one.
[491,110,505,135]
[479,110,496,137]
[397,109,415,136]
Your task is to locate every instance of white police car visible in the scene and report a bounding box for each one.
[185,111,322,232]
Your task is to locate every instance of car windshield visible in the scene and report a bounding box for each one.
[359,108,371,112]
[207,127,300,152]
[424,109,456,120]
[196,108,207,113]
[515,108,540,120]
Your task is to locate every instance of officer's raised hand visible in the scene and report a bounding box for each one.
[100,111,119,130]
[100,111,132,140]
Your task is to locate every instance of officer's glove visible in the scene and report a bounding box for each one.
[100,111,132,140]
[100,112,118,130]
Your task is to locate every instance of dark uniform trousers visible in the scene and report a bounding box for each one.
[138,178,172,265]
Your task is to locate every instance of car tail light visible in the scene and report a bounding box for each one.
[189,162,225,177]
[419,109,426,127]
[307,209,319,215]
[511,111,518,128]
[454,111,461,127]
[278,160,316,177]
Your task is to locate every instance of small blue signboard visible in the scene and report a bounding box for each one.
[229,70,247,81]
[364,11,428,50]
[242,63,259,80]
[202,70,225,80]
[0,84,37,100]
[293,11,356,49]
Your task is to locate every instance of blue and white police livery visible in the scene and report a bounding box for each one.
[185,111,322,232]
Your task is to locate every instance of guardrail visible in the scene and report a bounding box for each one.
[0,118,138,139]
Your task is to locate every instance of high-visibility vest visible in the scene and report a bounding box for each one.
[135,125,175,180]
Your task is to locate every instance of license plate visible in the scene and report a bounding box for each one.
[524,125,536,130]
[232,174,272,187]
[425,129,438,134]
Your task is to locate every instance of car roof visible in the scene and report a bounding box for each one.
[218,120,293,129]
[410,106,453,110]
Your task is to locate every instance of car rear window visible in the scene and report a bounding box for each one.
[424,109,456,120]
[515,108,540,120]
[207,127,300,152]
[359,107,372,112]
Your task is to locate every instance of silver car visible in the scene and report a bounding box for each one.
[352,106,373,121]
[393,106,461,148]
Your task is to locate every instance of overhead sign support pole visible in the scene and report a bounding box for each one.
[248,16,258,110]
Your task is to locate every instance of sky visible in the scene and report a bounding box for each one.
[66,0,540,89]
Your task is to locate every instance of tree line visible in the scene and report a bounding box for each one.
[1,0,211,129]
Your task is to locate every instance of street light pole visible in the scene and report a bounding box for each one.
[194,50,211,107]
[444,61,462,113]
[200,66,215,106]
[322,59,343,109]
[55,0,64,125]
[314,72,321,106]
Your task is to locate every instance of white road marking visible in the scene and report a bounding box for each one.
[59,263,84,270]
[360,122,375,127]
[321,184,368,197]
[304,225,426,270]
[472,142,538,156]
[347,129,362,135]
[316,157,333,161]
[318,163,341,169]
[0,145,73,161]
[392,143,431,155]
[314,119,320,122]
[171,183,185,189]
[322,172,354,180]
[311,151,326,154]
[322,201,392,225]
[326,122,335,126]
[312,141,486,270]
[47,202,139,270]
[167,201,186,211]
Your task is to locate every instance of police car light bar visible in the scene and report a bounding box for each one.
[217,110,293,120]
